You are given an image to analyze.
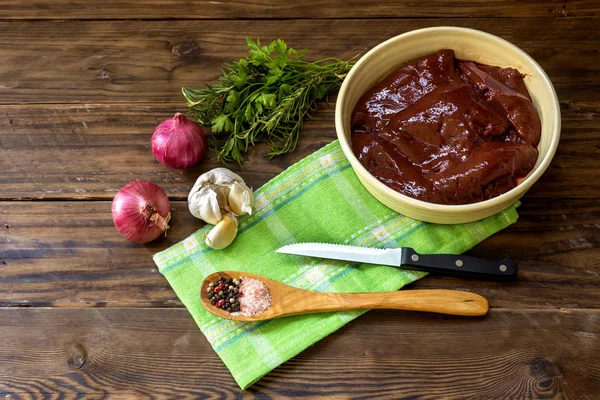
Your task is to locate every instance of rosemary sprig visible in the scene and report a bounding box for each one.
[182,38,355,164]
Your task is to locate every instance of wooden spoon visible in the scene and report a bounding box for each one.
[201,271,489,321]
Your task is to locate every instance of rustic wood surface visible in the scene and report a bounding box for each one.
[2,0,598,19]
[1,308,598,398]
[0,0,599,397]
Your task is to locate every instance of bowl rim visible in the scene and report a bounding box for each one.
[335,26,561,214]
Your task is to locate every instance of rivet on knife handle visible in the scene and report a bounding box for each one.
[400,248,518,280]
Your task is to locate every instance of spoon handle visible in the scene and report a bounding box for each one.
[293,289,488,317]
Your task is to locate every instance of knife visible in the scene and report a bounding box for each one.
[276,243,517,280]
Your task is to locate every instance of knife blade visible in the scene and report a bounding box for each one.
[276,243,517,280]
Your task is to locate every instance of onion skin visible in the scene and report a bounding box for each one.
[112,181,171,243]
[151,113,207,169]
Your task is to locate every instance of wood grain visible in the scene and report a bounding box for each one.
[0,307,598,397]
[0,97,598,200]
[0,19,598,105]
[0,4,598,396]
[0,103,314,200]
[0,201,195,307]
[2,0,598,20]
[1,199,598,309]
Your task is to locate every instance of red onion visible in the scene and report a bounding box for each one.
[151,113,207,169]
[112,181,171,243]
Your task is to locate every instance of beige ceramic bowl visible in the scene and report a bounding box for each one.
[336,27,561,224]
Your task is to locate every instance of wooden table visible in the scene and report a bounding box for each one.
[1,1,599,397]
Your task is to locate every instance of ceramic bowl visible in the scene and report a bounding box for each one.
[335,26,561,224]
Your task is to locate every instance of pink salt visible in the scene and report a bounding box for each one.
[232,277,271,316]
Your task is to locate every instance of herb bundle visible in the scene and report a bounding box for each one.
[182,38,355,164]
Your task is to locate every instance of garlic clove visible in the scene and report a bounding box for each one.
[228,181,254,216]
[188,186,223,225]
[205,215,238,250]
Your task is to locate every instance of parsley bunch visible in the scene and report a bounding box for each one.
[182,38,355,164]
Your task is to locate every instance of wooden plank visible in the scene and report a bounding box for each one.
[0,18,597,104]
[0,97,598,200]
[0,201,195,307]
[1,199,599,308]
[0,103,315,200]
[0,307,598,397]
[1,0,598,20]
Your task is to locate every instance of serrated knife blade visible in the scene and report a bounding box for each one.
[276,242,404,266]
[276,243,517,280]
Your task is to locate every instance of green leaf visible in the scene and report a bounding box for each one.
[244,103,255,122]
[211,113,233,133]
[248,38,266,61]
[261,40,276,55]
[246,37,258,49]
[264,68,283,85]
[224,91,240,113]
[277,84,292,102]
[230,70,247,88]
[250,51,269,66]
[231,138,243,164]
[272,39,289,67]
[274,39,287,56]
[255,102,263,115]
[313,84,327,99]
[246,37,260,54]
[257,93,277,108]
[224,137,235,153]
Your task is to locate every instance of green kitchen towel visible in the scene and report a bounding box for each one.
[153,140,519,389]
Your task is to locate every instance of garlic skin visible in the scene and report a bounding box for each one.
[188,168,254,224]
[206,215,238,249]
[188,185,225,225]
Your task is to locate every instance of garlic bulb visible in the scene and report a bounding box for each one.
[206,214,238,249]
[188,168,254,225]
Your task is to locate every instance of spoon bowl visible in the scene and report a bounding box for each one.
[201,271,489,321]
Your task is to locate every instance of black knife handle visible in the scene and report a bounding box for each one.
[400,248,517,280]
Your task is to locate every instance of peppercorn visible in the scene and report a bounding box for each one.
[206,275,245,313]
